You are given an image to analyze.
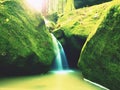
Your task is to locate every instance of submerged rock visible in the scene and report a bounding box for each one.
[78,3,120,90]
[0,0,55,76]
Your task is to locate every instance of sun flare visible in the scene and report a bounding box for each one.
[26,0,44,12]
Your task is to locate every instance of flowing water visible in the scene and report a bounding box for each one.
[0,34,109,90]
[51,34,69,70]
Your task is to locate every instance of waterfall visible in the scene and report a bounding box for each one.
[51,34,69,70]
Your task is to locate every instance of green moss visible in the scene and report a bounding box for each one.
[53,1,112,68]
[78,2,120,90]
[57,1,112,37]
[0,0,55,75]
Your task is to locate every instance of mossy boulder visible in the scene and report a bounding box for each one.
[54,2,110,68]
[0,0,55,76]
[78,3,120,90]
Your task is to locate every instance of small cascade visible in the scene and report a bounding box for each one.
[51,34,69,70]
[58,41,69,69]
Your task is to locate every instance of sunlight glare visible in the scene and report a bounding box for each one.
[50,70,74,74]
[26,0,44,12]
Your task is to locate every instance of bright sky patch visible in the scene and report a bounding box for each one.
[26,0,44,12]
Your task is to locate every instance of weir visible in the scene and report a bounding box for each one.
[51,34,69,70]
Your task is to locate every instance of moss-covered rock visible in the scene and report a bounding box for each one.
[54,2,111,68]
[78,2,120,90]
[0,0,55,76]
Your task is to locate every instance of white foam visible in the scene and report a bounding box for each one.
[50,70,74,74]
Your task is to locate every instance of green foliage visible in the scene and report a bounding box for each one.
[64,0,75,12]
[74,0,112,9]
[0,0,55,75]
[78,2,120,90]
[46,12,59,23]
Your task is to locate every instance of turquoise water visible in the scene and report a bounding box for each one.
[51,34,69,70]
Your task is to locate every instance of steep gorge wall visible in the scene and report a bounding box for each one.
[0,0,55,76]
[78,3,120,90]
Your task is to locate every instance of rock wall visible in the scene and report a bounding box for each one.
[78,3,120,90]
[0,0,55,76]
